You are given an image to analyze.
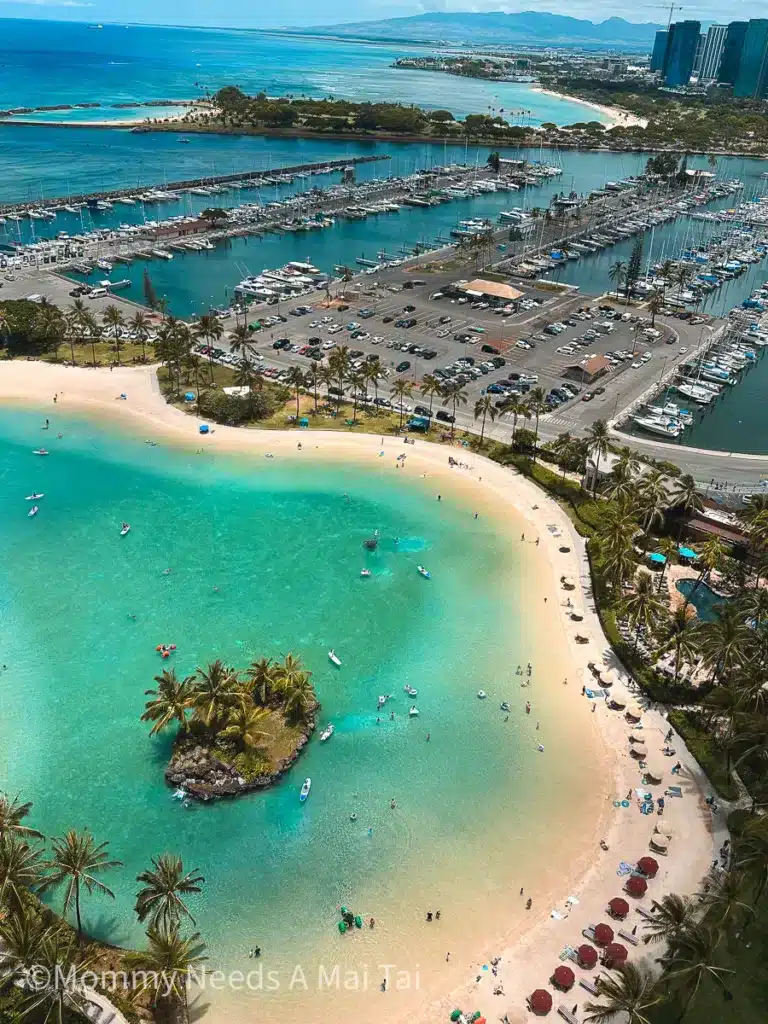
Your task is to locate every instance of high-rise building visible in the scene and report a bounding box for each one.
[718,22,748,84]
[734,19,768,98]
[692,34,705,76]
[699,24,728,81]
[651,30,669,72]
[664,20,702,87]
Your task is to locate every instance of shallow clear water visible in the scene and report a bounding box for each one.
[0,405,569,988]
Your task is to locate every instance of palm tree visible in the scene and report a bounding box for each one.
[194,313,224,382]
[637,470,669,550]
[135,854,205,931]
[647,292,665,327]
[526,387,547,461]
[620,572,666,651]
[328,344,351,412]
[0,793,42,840]
[34,302,66,362]
[734,816,768,903]
[286,366,306,421]
[697,868,753,929]
[190,660,241,729]
[246,657,278,706]
[584,962,662,1023]
[642,893,696,945]
[1,916,93,1021]
[661,925,734,1020]
[655,536,678,593]
[0,834,44,916]
[234,354,263,414]
[440,381,468,440]
[129,310,152,362]
[672,474,704,540]
[390,378,414,430]
[125,925,208,1023]
[82,310,101,367]
[65,298,87,365]
[658,605,699,680]
[607,463,636,504]
[229,323,254,360]
[473,394,497,445]
[684,535,725,612]
[364,362,386,408]
[598,504,640,592]
[141,668,195,736]
[274,653,308,696]
[221,704,271,749]
[101,304,125,364]
[609,260,627,299]
[500,395,528,447]
[40,829,122,939]
[306,361,322,414]
[615,445,642,479]
[282,674,318,723]
[586,419,610,494]
[348,368,367,421]
[697,603,752,682]
[419,373,442,414]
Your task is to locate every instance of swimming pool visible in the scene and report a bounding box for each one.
[675,578,728,621]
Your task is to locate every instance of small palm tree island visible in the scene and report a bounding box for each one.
[142,654,319,800]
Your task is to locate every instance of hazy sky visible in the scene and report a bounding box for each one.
[0,0,763,29]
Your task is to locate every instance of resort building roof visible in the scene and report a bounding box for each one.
[459,278,524,302]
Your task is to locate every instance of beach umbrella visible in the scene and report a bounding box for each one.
[630,745,648,760]
[643,764,664,784]
[608,897,630,919]
[593,922,614,946]
[625,874,648,897]
[650,835,669,853]
[626,705,643,721]
[648,551,667,565]
[629,734,645,744]
[654,824,674,840]
[577,944,598,968]
[600,669,617,686]
[637,856,660,878]
[529,989,553,1015]
[678,545,696,560]
[603,943,629,966]
[552,965,575,990]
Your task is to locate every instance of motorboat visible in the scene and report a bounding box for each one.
[404,684,418,697]
[377,695,388,708]
[500,701,510,712]
[120,522,131,536]
[360,569,372,578]
[28,506,39,517]
[320,724,335,742]
[408,706,420,717]
[300,778,311,802]
[33,448,49,456]
[328,650,341,667]
[25,493,44,500]
[477,690,488,699]
[417,565,431,579]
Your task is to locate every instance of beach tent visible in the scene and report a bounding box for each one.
[551,965,575,991]
[593,923,614,946]
[637,856,660,878]
[625,875,648,897]
[528,989,553,1015]
[603,943,629,966]
[577,944,598,968]
[608,897,630,920]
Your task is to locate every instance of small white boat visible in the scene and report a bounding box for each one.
[320,724,335,742]
[120,523,131,536]
[25,493,44,500]
[477,690,488,699]
[360,569,372,578]
[28,506,39,518]
[33,448,49,456]
[404,684,417,697]
[408,706,420,717]
[300,777,311,802]
[328,649,341,667]
[417,565,431,579]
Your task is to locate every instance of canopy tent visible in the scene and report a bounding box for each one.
[637,856,660,878]
[552,965,575,991]
[608,897,630,919]
[529,989,553,1015]
[678,546,697,560]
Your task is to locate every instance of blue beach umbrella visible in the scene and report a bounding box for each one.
[678,546,696,560]
[648,552,666,565]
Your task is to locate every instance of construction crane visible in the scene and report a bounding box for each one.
[647,3,684,29]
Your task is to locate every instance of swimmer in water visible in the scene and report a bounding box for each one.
[350,813,357,822]
[162,568,172,575]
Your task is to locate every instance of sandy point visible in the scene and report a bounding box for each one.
[0,361,715,1024]
[530,86,649,130]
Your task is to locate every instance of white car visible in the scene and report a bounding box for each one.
[322,340,336,350]
[327,325,343,334]
[371,336,384,345]
[320,316,334,324]
[309,320,321,328]
[516,340,531,350]
[631,361,642,369]
[679,346,688,354]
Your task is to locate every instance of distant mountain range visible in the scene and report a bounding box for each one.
[294,12,664,51]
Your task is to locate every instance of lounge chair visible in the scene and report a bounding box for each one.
[636,906,656,921]
[579,978,599,995]
[618,929,639,946]
[581,925,596,941]
[558,1007,580,1024]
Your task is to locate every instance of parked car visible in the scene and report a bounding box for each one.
[435,410,455,423]
[396,361,411,372]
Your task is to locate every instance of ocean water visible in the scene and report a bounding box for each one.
[0,405,590,1017]
[0,19,605,125]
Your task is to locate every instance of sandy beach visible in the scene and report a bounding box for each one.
[0,361,714,1024]
[531,87,649,130]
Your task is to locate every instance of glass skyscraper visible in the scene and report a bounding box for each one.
[718,22,748,84]
[651,31,669,73]
[734,19,768,97]
[663,20,702,87]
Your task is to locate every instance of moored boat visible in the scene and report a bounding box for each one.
[328,649,341,667]
[320,724,335,742]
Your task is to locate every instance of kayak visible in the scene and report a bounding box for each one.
[25,493,44,500]
[120,524,131,536]
[328,650,341,667]
[300,778,311,802]
[28,506,39,518]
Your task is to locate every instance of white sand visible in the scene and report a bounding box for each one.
[0,361,714,1024]
[531,87,649,130]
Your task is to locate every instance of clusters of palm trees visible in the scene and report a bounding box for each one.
[142,654,318,755]
[0,792,206,1023]
[15,299,155,367]
[608,256,692,311]
[584,817,768,1021]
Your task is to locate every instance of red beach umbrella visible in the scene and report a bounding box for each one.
[637,856,660,878]
[608,897,630,919]
[577,944,598,968]
[593,922,614,946]
[529,989,553,1015]
[552,965,575,990]
[603,942,628,965]
[625,874,648,897]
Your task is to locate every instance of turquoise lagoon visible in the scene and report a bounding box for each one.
[0,404,590,1014]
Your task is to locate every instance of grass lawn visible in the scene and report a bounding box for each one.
[7,339,151,367]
